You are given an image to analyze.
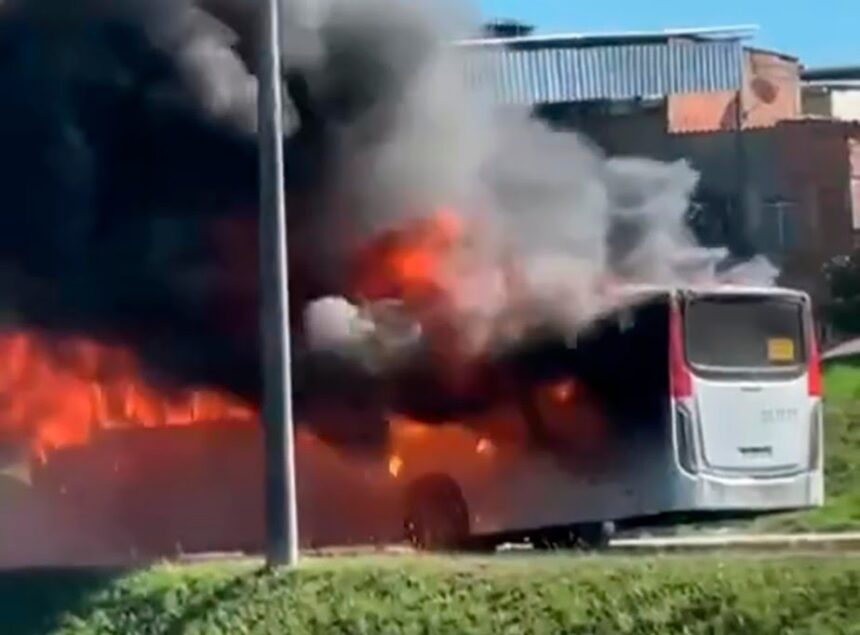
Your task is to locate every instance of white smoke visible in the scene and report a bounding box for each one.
[170,6,258,133]
[280,0,776,360]
[304,297,423,371]
[304,296,371,355]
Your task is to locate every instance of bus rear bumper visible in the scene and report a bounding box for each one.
[673,469,824,513]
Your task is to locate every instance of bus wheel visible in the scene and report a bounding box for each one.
[578,522,615,551]
[404,474,469,551]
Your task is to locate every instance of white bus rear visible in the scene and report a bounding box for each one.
[668,287,824,517]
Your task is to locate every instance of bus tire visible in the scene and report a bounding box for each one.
[578,521,615,551]
[404,474,469,551]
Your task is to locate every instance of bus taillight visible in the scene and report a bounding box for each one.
[808,330,822,397]
[670,302,693,399]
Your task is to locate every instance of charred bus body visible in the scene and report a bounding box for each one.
[14,285,823,561]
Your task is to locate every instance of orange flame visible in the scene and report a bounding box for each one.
[355,208,464,304]
[387,455,404,478]
[0,330,256,459]
[475,437,495,456]
[548,379,577,405]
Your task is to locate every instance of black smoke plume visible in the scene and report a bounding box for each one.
[0,0,775,447]
[0,0,266,400]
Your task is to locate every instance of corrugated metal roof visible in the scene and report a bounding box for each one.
[460,39,744,105]
[458,25,758,48]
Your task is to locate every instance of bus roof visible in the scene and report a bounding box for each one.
[611,283,807,301]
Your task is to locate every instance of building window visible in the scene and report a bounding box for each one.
[850,138,860,230]
[758,199,798,254]
[852,176,860,230]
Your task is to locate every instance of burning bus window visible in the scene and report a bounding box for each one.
[519,296,672,473]
[684,296,806,372]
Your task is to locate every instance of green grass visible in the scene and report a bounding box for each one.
[2,554,860,635]
[756,362,860,532]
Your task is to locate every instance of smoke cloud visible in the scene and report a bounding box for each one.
[287,0,777,366]
[0,0,263,400]
[0,0,775,431]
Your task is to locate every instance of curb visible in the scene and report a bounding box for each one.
[610,533,860,553]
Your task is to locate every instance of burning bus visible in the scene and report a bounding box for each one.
[1,282,823,564]
[0,0,824,565]
[299,282,825,550]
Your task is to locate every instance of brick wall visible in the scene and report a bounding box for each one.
[550,105,860,305]
[667,49,801,133]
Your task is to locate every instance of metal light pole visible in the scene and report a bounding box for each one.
[258,0,299,566]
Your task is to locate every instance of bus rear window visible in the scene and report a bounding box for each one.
[684,296,805,371]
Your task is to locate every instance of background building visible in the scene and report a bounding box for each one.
[462,28,860,325]
[802,67,860,122]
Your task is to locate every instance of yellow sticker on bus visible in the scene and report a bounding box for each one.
[767,338,795,362]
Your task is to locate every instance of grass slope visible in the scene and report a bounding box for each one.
[2,555,860,635]
[757,363,860,532]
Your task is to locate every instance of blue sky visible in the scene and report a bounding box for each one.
[479,0,858,68]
